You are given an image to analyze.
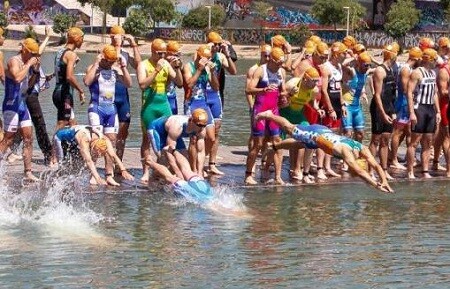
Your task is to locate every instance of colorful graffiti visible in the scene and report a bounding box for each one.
[3,0,88,25]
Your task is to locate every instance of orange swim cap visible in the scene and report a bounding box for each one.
[67,27,84,42]
[438,37,450,49]
[102,44,118,61]
[21,38,39,54]
[0,27,4,37]
[343,35,357,49]
[207,31,222,44]
[167,40,181,54]
[315,42,329,56]
[110,25,125,35]
[304,66,320,80]
[197,45,212,59]
[419,37,435,51]
[309,35,321,45]
[260,44,272,54]
[383,44,398,60]
[91,137,108,155]
[422,48,438,61]
[151,38,167,52]
[331,42,347,55]
[270,47,285,62]
[271,34,287,48]
[192,108,208,126]
[408,46,423,60]
[353,43,366,54]
[358,51,372,64]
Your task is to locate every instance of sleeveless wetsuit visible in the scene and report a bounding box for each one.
[141,59,172,130]
[280,78,314,125]
[395,64,412,125]
[147,115,192,153]
[412,67,437,133]
[370,64,396,134]
[322,61,343,129]
[205,53,223,120]
[342,69,368,131]
[88,68,119,134]
[52,48,76,121]
[114,50,131,123]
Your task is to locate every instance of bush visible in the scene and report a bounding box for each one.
[24,25,38,41]
[123,10,153,37]
[182,5,226,29]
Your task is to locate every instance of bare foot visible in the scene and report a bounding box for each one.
[432,162,446,171]
[423,172,432,179]
[317,169,328,180]
[209,165,224,175]
[289,170,302,180]
[24,171,39,182]
[385,170,395,181]
[245,175,258,185]
[408,171,416,179]
[390,162,406,170]
[326,168,341,178]
[275,177,285,185]
[7,153,23,164]
[303,175,314,184]
[341,162,348,172]
[106,176,120,186]
[140,171,149,184]
[255,110,273,121]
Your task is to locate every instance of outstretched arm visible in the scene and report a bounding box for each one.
[146,156,180,184]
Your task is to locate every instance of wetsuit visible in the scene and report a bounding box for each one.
[342,69,368,131]
[172,176,213,202]
[252,64,283,136]
[321,61,343,129]
[205,53,223,120]
[114,50,131,123]
[52,48,76,121]
[370,64,396,134]
[412,67,437,133]
[395,64,412,125]
[147,115,193,154]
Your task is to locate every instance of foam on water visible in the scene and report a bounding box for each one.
[0,167,111,245]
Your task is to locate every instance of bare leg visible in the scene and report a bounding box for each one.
[146,158,180,184]
[116,122,129,161]
[20,126,39,181]
[421,133,433,178]
[209,119,224,175]
[173,150,197,180]
[390,125,407,169]
[140,132,151,183]
[380,132,394,180]
[407,133,422,179]
[245,136,263,185]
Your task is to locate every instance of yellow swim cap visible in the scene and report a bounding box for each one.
[304,66,320,80]
[192,108,208,126]
[21,38,39,54]
[110,25,125,35]
[408,46,423,60]
[438,37,450,49]
[419,37,435,51]
[270,47,285,62]
[207,31,222,44]
[102,44,118,61]
[151,38,167,52]
[331,41,347,55]
[383,44,398,60]
[354,43,366,54]
[260,44,272,54]
[271,34,287,48]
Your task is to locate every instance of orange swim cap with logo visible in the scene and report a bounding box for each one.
[358,51,372,64]
[192,108,208,126]
[102,44,118,61]
[207,31,222,44]
[21,38,39,54]
[151,38,167,53]
[270,47,285,62]
[91,137,108,155]
[167,40,181,54]
[271,35,287,48]
[197,45,212,59]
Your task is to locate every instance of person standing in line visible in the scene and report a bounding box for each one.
[244,47,287,185]
[0,38,40,181]
[0,27,6,142]
[84,45,132,185]
[406,48,441,179]
[389,47,422,170]
[205,31,237,175]
[368,44,398,180]
[165,40,184,115]
[182,45,219,175]
[137,38,177,183]
[109,25,142,162]
[52,27,86,130]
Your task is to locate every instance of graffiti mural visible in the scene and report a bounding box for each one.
[2,0,89,25]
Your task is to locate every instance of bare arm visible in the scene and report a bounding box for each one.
[125,34,142,69]
[118,57,132,88]
[38,26,51,55]
[196,133,206,176]
[208,66,220,91]
[245,66,264,95]
[77,137,105,184]
[372,67,390,122]
[83,58,100,87]
[8,56,36,83]
[0,51,4,84]
[106,139,134,180]
[137,60,159,90]
[407,69,420,126]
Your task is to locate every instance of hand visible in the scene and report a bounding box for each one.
[27,56,40,66]
[198,57,209,70]
[361,92,368,105]
[79,91,86,105]
[118,55,128,68]
[221,42,230,56]
[378,181,394,193]
[341,106,347,117]
[266,83,278,91]
[121,170,134,181]
[156,58,168,71]
[113,34,123,45]
[383,113,394,124]
[283,42,292,54]
[95,53,103,64]
[410,112,417,127]
[124,34,135,44]
[317,109,326,118]
[330,110,337,120]
[437,112,442,124]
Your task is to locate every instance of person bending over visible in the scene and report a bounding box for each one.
[54,125,134,186]
[255,110,394,193]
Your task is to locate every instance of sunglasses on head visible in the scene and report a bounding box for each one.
[156,51,166,56]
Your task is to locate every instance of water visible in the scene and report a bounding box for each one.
[1,51,450,287]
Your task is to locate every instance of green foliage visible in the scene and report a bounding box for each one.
[384,0,420,39]
[289,25,312,45]
[52,13,76,35]
[24,25,38,40]
[252,1,272,26]
[342,0,366,32]
[311,0,343,29]
[123,10,152,37]
[0,11,7,28]
[441,0,450,10]
[182,5,226,29]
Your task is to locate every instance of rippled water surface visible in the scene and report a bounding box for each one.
[1,51,450,288]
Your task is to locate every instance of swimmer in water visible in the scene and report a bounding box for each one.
[146,147,213,201]
[255,110,394,193]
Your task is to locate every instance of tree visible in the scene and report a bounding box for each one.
[77,0,133,33]
[342,0,366,33]
[138,0,177,27]
[53,13,77,44]
[311,0,343,31]
[251,1,272,29]
[384,0,420,41]
[182,5,226,29]
[0,11,7,28]
[24,25,38,40]
[123,10,152,37]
